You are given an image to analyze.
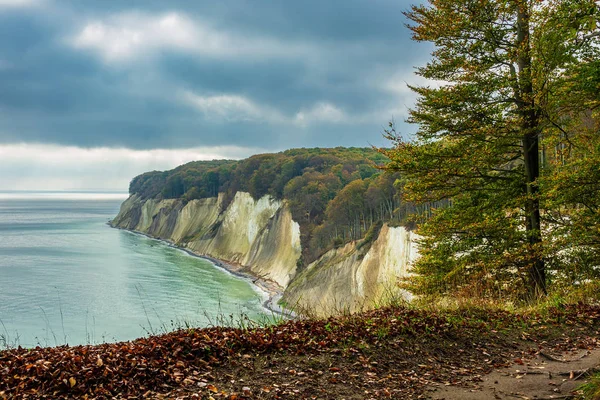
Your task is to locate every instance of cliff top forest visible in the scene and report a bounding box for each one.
[126,147,417,267]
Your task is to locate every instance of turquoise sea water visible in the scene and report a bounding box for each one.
[0,192,267,348]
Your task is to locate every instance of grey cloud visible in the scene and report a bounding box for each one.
[0,0,425,151]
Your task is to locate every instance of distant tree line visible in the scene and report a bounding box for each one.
[128,147,427,267]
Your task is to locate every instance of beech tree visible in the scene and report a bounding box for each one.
[540,6,600,286]
[383,0,600,299]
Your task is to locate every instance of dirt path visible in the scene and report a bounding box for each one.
[429,348,600,399]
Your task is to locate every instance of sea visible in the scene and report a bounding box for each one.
[0,191,267,348]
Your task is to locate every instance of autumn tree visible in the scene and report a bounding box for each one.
[539,2,600,286]
[325,179,368,240]
[284,171,342,225]
[383,0,600,299]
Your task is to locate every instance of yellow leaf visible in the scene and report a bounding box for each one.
[69,377,76,388]
[207,384,218,393]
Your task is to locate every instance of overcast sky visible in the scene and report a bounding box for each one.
[0,0,427,191]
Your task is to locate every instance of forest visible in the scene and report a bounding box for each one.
[127,147,428,266]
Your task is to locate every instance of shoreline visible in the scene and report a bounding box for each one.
[108,223,291,318]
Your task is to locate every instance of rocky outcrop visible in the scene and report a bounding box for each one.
[112,192,417,315]
[281,224,418,316]
[111,192,301,287]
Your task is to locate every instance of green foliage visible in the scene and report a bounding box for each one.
[129,160,237,200]
[127,147,411,266]
[284,170,342,225]
[578,373,600,400]
[383,0,600,301]
[357,220,383,251]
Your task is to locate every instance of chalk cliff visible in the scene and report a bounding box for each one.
[112,192,301,287]
[282,224,418,316]
[111,192,417,314]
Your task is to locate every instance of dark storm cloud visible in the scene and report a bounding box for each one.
[0,0,425,150]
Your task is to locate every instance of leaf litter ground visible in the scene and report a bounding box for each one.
[1,303,599,399]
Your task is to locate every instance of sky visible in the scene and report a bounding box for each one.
[0,0,428,191]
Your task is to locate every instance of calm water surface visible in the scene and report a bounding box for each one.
[0,192,267,347]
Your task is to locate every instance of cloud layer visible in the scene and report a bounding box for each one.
[0,0,425,152]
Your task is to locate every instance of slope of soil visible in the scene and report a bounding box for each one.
[430,348,600,399]
[1,303,599,399]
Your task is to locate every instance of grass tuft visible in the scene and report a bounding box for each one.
[578,373,600,400]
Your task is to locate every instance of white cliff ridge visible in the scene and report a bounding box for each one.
[282,224,418,316]
[111,192,417,315]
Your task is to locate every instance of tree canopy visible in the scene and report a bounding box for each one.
[127,147,409,267]
[383,0,600,300]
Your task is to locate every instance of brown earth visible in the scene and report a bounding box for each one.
[430,348,600,400]
[1,304,599,399]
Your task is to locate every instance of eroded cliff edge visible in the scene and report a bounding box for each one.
[282,224,418,316]
[111,192,301,288]
[111,192,417,315]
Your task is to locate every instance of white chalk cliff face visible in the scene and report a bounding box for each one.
[112,192,417,315]
[112,192,301,287]
[282,224,418,316]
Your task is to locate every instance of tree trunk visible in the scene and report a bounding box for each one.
[517,2,546,298]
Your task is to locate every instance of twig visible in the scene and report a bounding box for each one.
[556,367,600,379]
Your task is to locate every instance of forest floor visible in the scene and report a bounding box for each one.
[1,303,599,399]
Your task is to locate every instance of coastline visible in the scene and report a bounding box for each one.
[108,223,291,318]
